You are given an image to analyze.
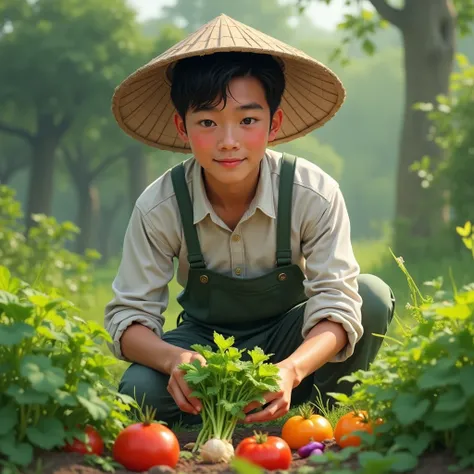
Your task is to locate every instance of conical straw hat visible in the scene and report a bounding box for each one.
[112,14,346,154]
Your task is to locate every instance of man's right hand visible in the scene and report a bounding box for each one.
[166,351,206,415]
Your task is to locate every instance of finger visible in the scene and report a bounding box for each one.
[174,371,202,412]
[245,399,289,423]
[243,401,262,414]
[167,377,198,414]
[190,354,207,367]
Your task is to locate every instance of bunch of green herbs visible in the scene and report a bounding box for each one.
[178,332,280,451]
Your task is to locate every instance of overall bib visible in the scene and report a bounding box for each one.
[119,155,395,425]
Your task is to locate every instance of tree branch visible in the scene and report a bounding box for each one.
[369,0,405,29]
[0,121,34,144]
[90,148,130,181]
[62,147,80,177]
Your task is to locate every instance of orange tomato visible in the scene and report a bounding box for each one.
[281,404,333,449]
[334,411,374,448]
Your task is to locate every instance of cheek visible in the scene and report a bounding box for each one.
[244,127,268,148]
[188,130,216,152]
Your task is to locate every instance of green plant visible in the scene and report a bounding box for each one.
[0,185,100,305]
[325,226,474,471]
[178,332,281,452]
[0,265,136,471]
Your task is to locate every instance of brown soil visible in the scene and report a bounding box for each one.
[25,426,473,474]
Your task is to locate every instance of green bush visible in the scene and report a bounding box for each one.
[0,266,136,471]
[320,224,474,472]
[0,185,100,305]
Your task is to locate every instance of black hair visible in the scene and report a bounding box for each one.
[169,52,285,126]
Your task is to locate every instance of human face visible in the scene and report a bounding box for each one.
[174,76,283,189]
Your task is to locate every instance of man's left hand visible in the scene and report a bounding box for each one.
[242,361,299,423]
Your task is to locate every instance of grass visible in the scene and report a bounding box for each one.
[84,238,473,430]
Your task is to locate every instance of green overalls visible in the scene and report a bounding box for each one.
[119,155,395,425]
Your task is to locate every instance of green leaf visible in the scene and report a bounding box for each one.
[456,221,472,237]
[37,325,69,343]
[425,409,466,430]
[392,393,431,425]
[394,432,432,457]
[6,385,49,405]
[189,390,205,399]
[231,456,264,474]
[434,386,467,412]
[358,451,393,471]
[0,404,18,436]
[248,347,269,365]
[459,365,474,396]
[0,289,19,305]
[390,452,419,472]
[188,344,213,359]
[0,267,13,291]
[213,332,234,352]
[362,38,375,55]
[0,322,35,346]
[258,364,279,378]
[20,355,65,394]
[184,370,210,385]
[366,386,398,402]
[417,358,459,389]
[55,390,77,407]
[436,304,471,319]
[26,417,65,449]
[76,383,110,420]
[0,436,33,467]
[205,386,219,396]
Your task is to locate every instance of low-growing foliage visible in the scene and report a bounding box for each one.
[322,223,474,472]
[0,185,100,304]
[0,266,136,471]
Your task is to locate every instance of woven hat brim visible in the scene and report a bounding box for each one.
[112,15,346,154]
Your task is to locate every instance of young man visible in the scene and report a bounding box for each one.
[106,14,395,425]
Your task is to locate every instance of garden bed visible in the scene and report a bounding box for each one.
[30,425,473,474]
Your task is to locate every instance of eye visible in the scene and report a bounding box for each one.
[241,117,257,125]
[199,119,216,128]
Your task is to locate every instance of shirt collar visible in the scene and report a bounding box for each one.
[191,151,276,225]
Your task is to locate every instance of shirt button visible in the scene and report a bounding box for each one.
[232,234,241,242]
[235,267,242,276]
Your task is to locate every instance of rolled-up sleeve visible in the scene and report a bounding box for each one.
[301,185,363,362]
[104,204,175,360]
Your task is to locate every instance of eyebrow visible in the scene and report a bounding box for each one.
[192,102,264,113]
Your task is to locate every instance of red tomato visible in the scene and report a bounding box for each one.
[113,421,180,471]
[63,425,104,456]
[235,433,292,471]
[334,411,374,448]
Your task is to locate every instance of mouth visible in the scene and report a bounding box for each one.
[214,158,245,168]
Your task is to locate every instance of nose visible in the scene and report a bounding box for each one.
[218,126,240,151]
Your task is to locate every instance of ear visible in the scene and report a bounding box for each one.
[268,108,283,142]
[174,112,189,143]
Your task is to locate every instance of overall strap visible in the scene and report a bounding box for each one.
[276,153,297,267]
[170,163,206,269]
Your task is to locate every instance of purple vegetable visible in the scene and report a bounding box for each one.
[297,441,325,458]
[309,448,324,456]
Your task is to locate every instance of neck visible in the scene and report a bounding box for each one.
[203,167,260,210]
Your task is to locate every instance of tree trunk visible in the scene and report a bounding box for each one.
[76,181,100,254]
[127,148,148,209]
[25,134,60,229]
[97,195,124,264]
[394,0,455,256]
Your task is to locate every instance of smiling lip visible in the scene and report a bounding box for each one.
[215,158,245,168]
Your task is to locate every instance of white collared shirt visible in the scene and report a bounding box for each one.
[104,149,363,362]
